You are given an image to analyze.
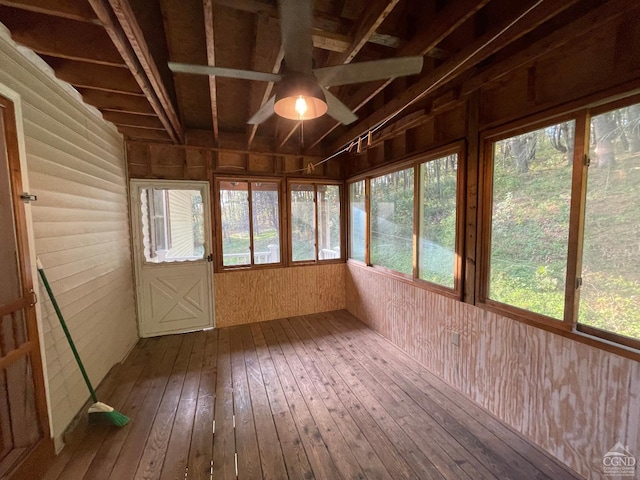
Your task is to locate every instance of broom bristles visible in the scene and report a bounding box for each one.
[88,401,130,427]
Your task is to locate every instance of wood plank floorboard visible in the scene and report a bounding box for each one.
[43,311,584,480]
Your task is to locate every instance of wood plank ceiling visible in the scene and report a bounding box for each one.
[0,0,619,156]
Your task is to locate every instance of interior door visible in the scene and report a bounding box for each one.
[0,95,53,478]
[130,180,214,337]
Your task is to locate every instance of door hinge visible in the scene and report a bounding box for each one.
[584,155,591,167]
[20,193,38,203]
[576,277,583,289]
[207,253,213,262]
[29,289,38,306]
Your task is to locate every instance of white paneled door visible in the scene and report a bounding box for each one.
[130,180,214,337]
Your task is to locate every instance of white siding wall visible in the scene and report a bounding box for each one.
[0,25,139,447]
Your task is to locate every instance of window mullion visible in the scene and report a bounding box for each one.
[564,111,590,328]
[247,182,255,265]
[314,185,319,262]
[412,164,420,279]
[365,179,371,266]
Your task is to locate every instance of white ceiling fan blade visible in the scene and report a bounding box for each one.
[247,96,276,125]
[314,56,424,87]
[324,89,358,125]
[278,0,313,73]
[168,62,282,83]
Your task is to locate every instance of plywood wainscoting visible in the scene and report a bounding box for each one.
[215,264,346,327]
[345,262,640,479]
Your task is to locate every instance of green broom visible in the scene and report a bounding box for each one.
[37,258,130,427]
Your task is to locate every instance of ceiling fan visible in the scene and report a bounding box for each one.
[168,0,423,126]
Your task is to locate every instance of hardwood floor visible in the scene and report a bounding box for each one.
[43,311,584,480]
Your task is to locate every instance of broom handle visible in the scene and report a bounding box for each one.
[37,259,98,403]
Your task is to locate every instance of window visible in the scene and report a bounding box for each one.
[486,120,575,321]
[219,180,281,267]
[370,167,414,275]
[579,103,640,341]
[348,180,366,262]
[482,99,640,348]
[141,188,205,263]
[418,153,460,289]
[290,182,342,262]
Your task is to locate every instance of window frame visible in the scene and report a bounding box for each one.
[287,179,345,265]
[477,97,640,352]
[214,176,286,271]
[346,141,466,299]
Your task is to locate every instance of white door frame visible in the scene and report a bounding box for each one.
[129,179,214,337]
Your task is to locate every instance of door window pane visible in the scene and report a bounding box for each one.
[370,168,414,275]
[141,188,206,263]
[251,182,280,264]
[220,182,250,266]
[579,103,640,340]
[349,181,366,262]
[291,184,316,262]
[419,154,458,288]
[488,121,575,320]
[318,185,341,260]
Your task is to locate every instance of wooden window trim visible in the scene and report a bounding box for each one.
[215,175,286,272]
[478,95,640,356]
[347,141,466,300]
[288,179,344,265]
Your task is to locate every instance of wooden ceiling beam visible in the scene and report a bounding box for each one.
[88,0,183,143]
[203,0,219,145]
[78,89,156,114]
[331,0,580,151]
[306,0,492,150]
[0,7,124,66]
[246,14,283,148]
[101,111,165,129]
[0,0,98,23]
[279,0,401,148]
[117,125,172,141]
[41,57,143,95]
[326,0,400,66]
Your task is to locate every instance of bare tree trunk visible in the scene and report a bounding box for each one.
[628,104,640,152]
[510,133,536,173]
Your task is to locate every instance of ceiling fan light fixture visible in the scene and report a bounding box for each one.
[274,75,328,121]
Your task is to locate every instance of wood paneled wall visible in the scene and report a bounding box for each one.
[214,264,346,327]
[0,26,139,449]
[345,262,640,479]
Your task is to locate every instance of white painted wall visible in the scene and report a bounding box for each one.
[0,24,139,449]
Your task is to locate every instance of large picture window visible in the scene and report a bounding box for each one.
[219,180,281,267]
[486,121,575,321]
[482,98,639,348]
[290,182,342,263]
[418,153,460,289]
[579,102,640,342]
[370,168,414,275]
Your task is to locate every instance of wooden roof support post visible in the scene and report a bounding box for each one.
[89,0,183,143]
[203,0,219,145]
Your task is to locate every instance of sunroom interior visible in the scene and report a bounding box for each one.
[0,0,639,479]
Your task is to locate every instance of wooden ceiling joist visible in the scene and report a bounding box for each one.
[78,89,156,115]
[306,0,490,150]
[331,0,580,151]
[88,0,183,143]
[101,111,165,129]
[0,7,125,66]
[42,57,143,95]
[0,0,98,23]
[246,13,283,149]
[203,0,219,144]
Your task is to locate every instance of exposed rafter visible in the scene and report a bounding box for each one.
[331,0,580,151]
[307,0,490,150]
[88,0,183,143]
[0,0,98,23]
[203,0,220,144]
